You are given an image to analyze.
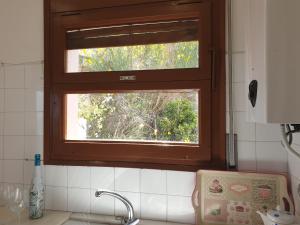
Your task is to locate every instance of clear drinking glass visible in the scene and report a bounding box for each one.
[7,185,25,224]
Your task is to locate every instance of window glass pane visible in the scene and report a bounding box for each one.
[66,90,199,144]
[66,19,200,72]
[67,41,199,72]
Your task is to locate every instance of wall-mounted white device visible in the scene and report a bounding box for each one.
[246,0,300,124]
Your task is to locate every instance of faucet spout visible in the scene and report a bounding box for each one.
[95,190,139,225]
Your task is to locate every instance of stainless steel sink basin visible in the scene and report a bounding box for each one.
[63,213,191,225]
[64,219,111,225]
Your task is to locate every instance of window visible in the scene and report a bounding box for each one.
[66,90,199,143]
[44,0,226,171]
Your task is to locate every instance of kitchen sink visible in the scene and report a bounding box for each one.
[63,219,113,225]
[63,213,191,225]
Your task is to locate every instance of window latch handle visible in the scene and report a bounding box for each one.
[210,48,217,91]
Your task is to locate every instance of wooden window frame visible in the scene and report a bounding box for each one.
[44,0,226,171]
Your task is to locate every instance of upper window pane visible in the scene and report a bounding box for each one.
[67,41,199,72]
[66,19,199,73]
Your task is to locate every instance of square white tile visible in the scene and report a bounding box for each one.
[25,89,43,112]
[232,53,245,83]
[45,165,67,187]
[256,142,288,173]
[68,166,91,188]
[234,112,255,141]
[0,67,4,88]
[45,186,68,211]
[0,136,3,159]
[91,189,115,216]
[167,171,195,196]
[23,160,34,185]
[115,168,140,192]
[237,141,256,171]
[233,83,246,112]
[91,167,114,190]
[115,191,140,217]
[0,89,4,112]
[3,160,23,183]
[167,196,195,224]
[4,112,25,135]
[140,193,167,221]
[25,112,43,135]
[3,135,25,159]
[0,113,3,135]
[0,160,3,182]
[25,64,44,89]
[24,135,43,160]
[4,65,25,89]
[141,169,166,194]
[5,89,25,112]
[255,123,281,142]
[68,188,90,213]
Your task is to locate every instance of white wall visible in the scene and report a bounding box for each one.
[0,0,293,224]
[0,0,43,63]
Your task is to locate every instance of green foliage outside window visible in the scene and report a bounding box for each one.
[77,41,199,143]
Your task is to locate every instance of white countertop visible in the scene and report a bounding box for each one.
[0,207,192,225]
[0,207,240,225]
[0,207,70,225]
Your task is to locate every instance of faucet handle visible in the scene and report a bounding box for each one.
[115,216,126,224]
[128,218,140,225]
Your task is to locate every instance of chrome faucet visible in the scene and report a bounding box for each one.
[95,190,140,225]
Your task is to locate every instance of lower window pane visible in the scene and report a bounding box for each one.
[66,90,199,144]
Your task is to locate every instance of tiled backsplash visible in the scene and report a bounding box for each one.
[0,0,297,223]
[44,166,195,223]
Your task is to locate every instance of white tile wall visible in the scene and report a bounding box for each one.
[167,171,195,196]
[167,196,195,224]
[4,65,25,88]
[3,135,25,159]
[45,165,68,187]
[5,89,25,112]
[3,160,23,183]
[91,190,115,215]
[115,168,140,193]
[115,191,140,217]
[141,169,166,194]
[256,142,288,173]
[68,166,91,189]
[45,186,68,211]
[68,188,91,213]
[91,167,114,190]
[0,67,5,89]
[24,135,43,160]
[4,112,25,135]
[0,89,4,112]
[236,141,256,171]
[140,193,167,221]
[0,0,294,224]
